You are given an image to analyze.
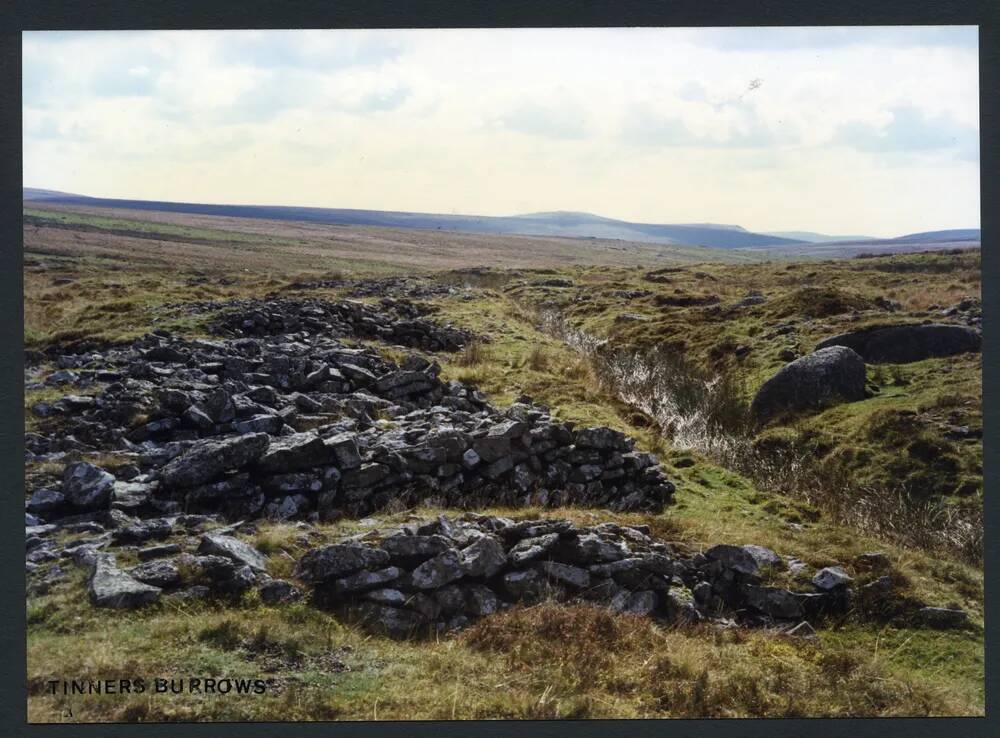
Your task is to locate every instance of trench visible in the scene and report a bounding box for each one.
[525,302,982,564]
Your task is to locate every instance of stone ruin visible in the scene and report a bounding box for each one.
[27,303,674,524]
[27,510,969,638]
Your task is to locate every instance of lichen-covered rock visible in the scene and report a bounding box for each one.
[812,566,853,591]
[816,323,981,363]
[750,346,866,422]
[410,550,464,590]
[160,433,270,488]
[129,559,182,589]
[62,462,115,510]
[197,533,269,573]
[296,543,390,583]
[88,554,161,609]
[458,537,506,578]
[257,432,338,473]
[704,544,760,577]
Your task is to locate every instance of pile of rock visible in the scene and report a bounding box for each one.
[27,505,971,636]
[940,296,981,329]
[346,277,471,301]
[289,514,964,636]
[208,296,472,351]
[26,324,675,526]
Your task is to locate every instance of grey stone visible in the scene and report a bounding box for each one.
[259,579,302,604]
[751,346,866,423]
[458,536,507,578]
[507,533,559,566]
[812,566,853,591]
[743,545,783,570]
[257,432,338,473]
[352,603,427,637]
[62,462,115,510]
[743,585,804,619]
[501,569,554,602]
[27,488,65,516]
[704,544,760,577]
[88,554,161,609]
[334,566,402,594]
[536,560,590,589]
[296,543,390,583]
[785,621,817,638]
[380,534,452,566]
[611,589,658,616]
[915,607,970,629]
[365,588,408,606]
[464,584,500,616]
[816,323,981,364]
[197,534,269,573]
[161,433,270,488]
[129,559,182,588]
[410,549,464,590]
[138,543,182,561]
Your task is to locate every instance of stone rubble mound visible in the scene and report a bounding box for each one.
[294,513,865,636]
[26,324,675,526]
[208,296,472,351]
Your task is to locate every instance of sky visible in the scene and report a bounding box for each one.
[22,27,980,238]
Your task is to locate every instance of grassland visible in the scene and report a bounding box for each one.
[23,206,984,720]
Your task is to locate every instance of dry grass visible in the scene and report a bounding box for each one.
[454,340,490,367]
[460,602,975,718]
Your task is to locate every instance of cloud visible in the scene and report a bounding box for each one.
[620,100,790,150]
[834,106,979,160]
[491,100,589,140]
[216,31,406,71]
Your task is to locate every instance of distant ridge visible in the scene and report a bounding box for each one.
[763,230,876,243]
[22,188,980,250]
[22,189,800,249]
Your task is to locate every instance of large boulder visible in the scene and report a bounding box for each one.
[816,323,980,364]
[160,433,270,488]
[751,346,866,423]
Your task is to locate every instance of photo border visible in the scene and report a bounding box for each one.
[2,1,996,735]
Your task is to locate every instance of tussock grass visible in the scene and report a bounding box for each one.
[454,340,490,367]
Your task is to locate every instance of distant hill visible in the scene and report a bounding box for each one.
[21,189,801,249]
[23,188,979,252]
[763,230,876,243]
[892,229,981,243]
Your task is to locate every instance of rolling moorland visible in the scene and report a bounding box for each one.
[23,202,983,720]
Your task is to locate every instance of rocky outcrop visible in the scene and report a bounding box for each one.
[751,346,866,423]
[816,323,981,364]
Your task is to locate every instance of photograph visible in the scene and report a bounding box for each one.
[21,26,983,721]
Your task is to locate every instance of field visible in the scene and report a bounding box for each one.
[23,203,984,721]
